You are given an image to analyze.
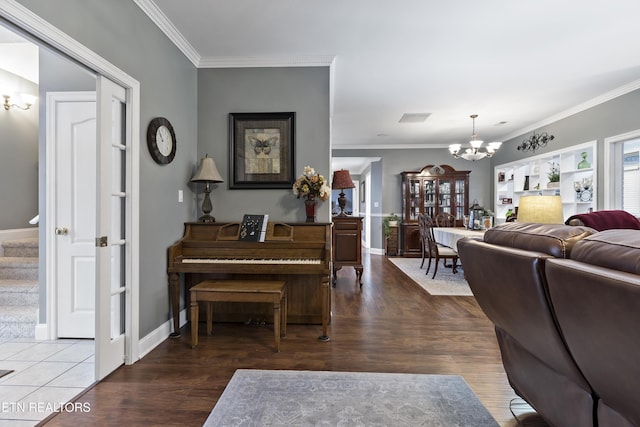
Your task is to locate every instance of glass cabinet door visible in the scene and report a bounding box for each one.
[423,178,436,219]
[454,178,466,220]
[438,179,452,214]
[408,179,421,221]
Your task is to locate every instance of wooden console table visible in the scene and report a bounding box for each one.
[332,216,363,287]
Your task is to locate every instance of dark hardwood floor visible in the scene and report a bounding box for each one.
[42,253,545,426]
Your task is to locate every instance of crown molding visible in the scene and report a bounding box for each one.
[133,0,201,67]
[334,143,451,150]
[198,55,335,69]
[501,78,640,142]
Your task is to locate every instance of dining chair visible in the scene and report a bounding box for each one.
[419,213,459,279]
[434,212,456,227]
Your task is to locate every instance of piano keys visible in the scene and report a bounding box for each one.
[167,222,332,340]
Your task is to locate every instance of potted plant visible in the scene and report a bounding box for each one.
[383,213,401,237]
[547,162,560,188]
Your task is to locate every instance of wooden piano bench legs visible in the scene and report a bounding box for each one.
[189,280,287,352]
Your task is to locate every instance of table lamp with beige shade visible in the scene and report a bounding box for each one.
[517,195,564,224]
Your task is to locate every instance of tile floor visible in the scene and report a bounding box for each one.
[0,338,95,426]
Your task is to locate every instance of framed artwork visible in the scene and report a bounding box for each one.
[360,181,366,203]
[229,112,295,189]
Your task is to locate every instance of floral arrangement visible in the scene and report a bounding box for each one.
[292,165,330,201]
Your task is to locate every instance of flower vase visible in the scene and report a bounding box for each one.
[304,194,317,222]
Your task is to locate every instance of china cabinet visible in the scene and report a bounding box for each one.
[494,141,597,223]
[400,164,470,256]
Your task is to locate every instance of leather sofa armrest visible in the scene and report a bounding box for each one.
[571,229,640,274]
[484,222,595,259]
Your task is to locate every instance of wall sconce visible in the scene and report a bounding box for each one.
[3,93,37,111]
[190,155,224,223]
[517,132,555,152]
[331,169,355,217]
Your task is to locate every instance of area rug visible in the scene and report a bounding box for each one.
[203,369,498,426]
[388,257,473,296]
[0,370,13,379]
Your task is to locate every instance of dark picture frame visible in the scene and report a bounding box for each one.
[229,112,295,189]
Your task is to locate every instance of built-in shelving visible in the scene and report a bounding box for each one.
[494,141,597,223]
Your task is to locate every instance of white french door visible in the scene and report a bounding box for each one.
[95,76,128,381]
[2,0,141,381]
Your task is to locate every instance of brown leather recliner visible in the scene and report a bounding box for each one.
[457,222,596,427]
[546,230,640,427]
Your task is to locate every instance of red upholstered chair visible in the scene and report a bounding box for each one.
[565,210,640,231]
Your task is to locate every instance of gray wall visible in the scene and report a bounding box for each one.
[490,88,640,210]
[17,0,198,336]
[0,69,38,230]
[197,67,331,223]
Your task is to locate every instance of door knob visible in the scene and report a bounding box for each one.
[55,227,69,236]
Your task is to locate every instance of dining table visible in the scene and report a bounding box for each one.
[431,227,485,252]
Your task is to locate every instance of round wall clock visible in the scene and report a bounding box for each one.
[147,117,176,164]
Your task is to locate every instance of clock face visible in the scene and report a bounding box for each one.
[147,117,176,164]
[156,126,173,156]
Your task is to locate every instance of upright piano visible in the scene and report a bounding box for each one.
[167,221,332,340]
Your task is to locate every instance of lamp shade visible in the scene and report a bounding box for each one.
[331,169,355,189]
[191,155,224,183]
[517,195,564,224]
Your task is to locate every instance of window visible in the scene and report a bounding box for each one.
[605,133,640,216]
[623,144,640,216]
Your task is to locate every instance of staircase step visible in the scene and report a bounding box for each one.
[2,237,39,257]
[0,257,39,280]
[0,306,37,338]
[0,280,39,306]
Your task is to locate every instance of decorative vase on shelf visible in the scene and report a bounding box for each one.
[577,152,591,169]
[523,175,530,191]
[304,194,317,222]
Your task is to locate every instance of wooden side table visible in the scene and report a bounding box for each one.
[332,215,363,287]
[190,280,287,352]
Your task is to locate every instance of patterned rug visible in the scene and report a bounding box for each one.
[388,257,473,296]
[204,369,498,426]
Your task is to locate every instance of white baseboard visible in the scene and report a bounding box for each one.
[137,309,188,360]
[34,323,49,340]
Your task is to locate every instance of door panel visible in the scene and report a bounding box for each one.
[95,76,127,381]
[54,94,97,338]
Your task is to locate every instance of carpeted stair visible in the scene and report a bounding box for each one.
[0,237,39,338]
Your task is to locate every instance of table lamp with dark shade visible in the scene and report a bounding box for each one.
[191,155,224,223]
[332,169,355,217]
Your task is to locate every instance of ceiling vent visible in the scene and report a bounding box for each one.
[399,113,431,123]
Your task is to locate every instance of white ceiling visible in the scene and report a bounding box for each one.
[142,0,640,154]
[5,1,640,169]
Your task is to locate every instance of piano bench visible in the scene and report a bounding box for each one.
[189,280,287,352]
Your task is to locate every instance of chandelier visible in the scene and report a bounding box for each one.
[449,114,502,161]
[517,131,555,152]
